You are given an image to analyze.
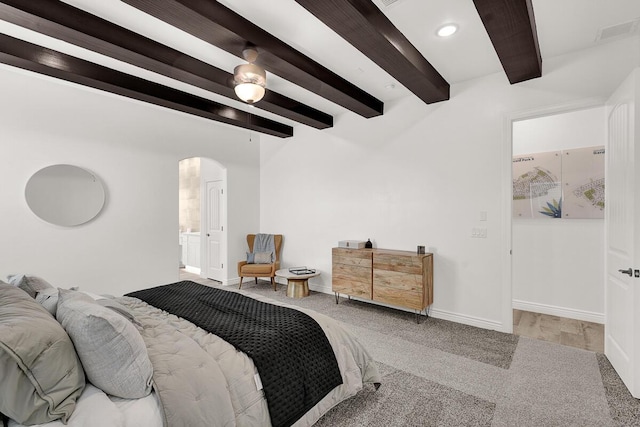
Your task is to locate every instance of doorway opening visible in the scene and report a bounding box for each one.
[178,157,227,282]
[506,103,606,351]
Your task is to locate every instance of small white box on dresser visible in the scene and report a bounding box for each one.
[338,240,366,249]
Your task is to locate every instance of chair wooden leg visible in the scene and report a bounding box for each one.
[271,277,276,291]
[238,277,243,289]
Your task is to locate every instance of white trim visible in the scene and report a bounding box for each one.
[502,97,607,334]
[512,299,605,324]
[501,107,514,333]
[224,277,241,286]
[505,97,606,124]
[309,282,332,294]
[238,276,506,330]
[184,265,201,275]
[312,285,503,331]
[429,308,505,332]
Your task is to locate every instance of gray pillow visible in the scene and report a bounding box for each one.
[56,289,153,399]
[0,283,85,425]
[254,251,273,264]
[7,274,54,298]
[35,288,136,321]
[247,251,273,264]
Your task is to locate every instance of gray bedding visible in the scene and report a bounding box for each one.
[117,288,380,427]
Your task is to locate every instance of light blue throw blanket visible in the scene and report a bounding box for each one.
[254,233,275,262]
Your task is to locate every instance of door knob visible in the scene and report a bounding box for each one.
[618,268,633,276]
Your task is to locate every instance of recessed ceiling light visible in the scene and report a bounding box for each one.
[436,24,458,38]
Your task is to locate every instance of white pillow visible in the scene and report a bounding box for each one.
[34,287,59,316]
[56,289,153,399]
[8,384,126,427]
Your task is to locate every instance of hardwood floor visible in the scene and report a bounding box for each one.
[513,309,604,353]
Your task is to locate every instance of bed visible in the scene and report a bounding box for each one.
[0,277,380,427]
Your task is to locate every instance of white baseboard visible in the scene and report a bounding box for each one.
[313,286,505,332]
[220,278,238,286]
[512,299,604,324]
[308,282,332,294]
[184,266,200,275]
[429,308,505,332]
[226,276,508,331]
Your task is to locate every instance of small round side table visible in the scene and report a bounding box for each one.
[275,269,320,298]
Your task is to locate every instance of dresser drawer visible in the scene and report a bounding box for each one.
[373,285,424,310]
[332,248,372,267]
[332,277,372,299]
[373,253,423,274]
[373,269,425,309]
[332,263,372,298]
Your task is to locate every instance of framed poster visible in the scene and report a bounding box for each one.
[512,146,604,219]
[513,151,562,218]
[562,146,605,219]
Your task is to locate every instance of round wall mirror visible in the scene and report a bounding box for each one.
[25,164,106,226]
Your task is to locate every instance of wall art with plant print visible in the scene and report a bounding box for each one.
[513,146,604,219]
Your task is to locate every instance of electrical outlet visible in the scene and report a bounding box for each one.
[471,227,488,238]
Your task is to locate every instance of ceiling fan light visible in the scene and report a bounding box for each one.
[234,63,266,84]
[234,83,266,104]
[233,63,266,103]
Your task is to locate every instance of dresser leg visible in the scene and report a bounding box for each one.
[334,292,339,304]
[415,309,429,323]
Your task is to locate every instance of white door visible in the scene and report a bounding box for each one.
[205,180,225,281]
[605,68,640,398]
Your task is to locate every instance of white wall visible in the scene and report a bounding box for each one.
[0,65,260,297]
[0,35,637,331]
[512,107,605,323]
[260,36,640,331]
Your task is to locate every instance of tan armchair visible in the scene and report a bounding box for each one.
[238,234,283,291]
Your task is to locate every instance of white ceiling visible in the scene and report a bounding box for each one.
[3,0,640,122]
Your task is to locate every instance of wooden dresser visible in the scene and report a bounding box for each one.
[332,247,433,321]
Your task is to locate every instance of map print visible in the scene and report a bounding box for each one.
[562,146,605,219]
[513,151,561,219]
[512,146,605,219]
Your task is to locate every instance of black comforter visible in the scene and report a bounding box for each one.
[126,281,343,427]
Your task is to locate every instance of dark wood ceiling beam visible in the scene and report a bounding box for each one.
[294,0,449,105]
[473,0,542,84]
[0,1,331,129]
[121,0,384,118]
[0,34,292,138]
